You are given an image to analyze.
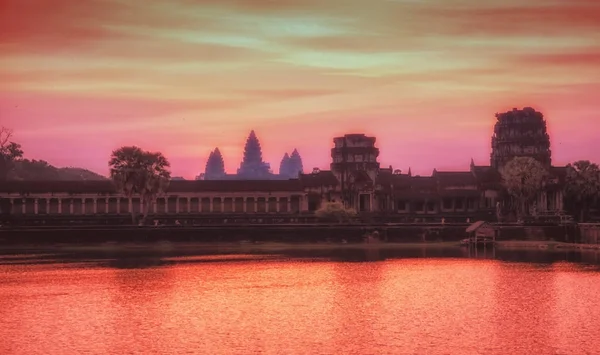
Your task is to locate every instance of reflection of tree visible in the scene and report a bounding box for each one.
[106,260,177,353]
[107,257,174,269]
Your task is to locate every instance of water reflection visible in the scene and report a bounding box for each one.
[105,257,174,269]
[490,262,558,353]
[1,256,600,354]
[108,265,178,354]
[272,246,471,263]
[323,262,383,353]
[551,264,600,354]
[2,245,600,271]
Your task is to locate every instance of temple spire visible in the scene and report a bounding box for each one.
[407,167,412,177]
[242,130,263,165]
[237,130,271,178]
[204,147,225,179]
[204,150,214,175]
[279,152,290,175]
[288,148,304,177]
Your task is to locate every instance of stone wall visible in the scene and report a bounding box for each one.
[0,224,577,245]
[580,224,600,244]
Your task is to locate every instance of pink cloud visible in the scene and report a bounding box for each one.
[421,2,600,36]
[1,0,599,178]
[0,0,125,53]
[516,51,600,67]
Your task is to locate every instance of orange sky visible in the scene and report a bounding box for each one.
[1,0,599,178]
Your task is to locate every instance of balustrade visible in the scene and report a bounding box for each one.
[2,194,307,215]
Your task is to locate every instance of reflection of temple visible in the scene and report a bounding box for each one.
[0,108,567,219]
[198,130,304,180]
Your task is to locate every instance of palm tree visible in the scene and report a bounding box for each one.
[109,146,171,224]
[500,157,548,220]
[565,160,600,222]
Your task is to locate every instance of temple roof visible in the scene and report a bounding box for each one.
[299,170,338,187]
[0,180,116,193]
[471,165,501,185]
[433,171,478,187]
[375,170,411,186]
[0,165,570,194]
[409,176,437,192]
[374,170,392,186]
[168,180,303,192]
[0,179,305,194]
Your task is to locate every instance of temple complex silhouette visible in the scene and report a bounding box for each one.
[0,107,567,221]
[198,130,304,180]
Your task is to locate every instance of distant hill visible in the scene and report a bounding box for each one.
[8,159,107,181]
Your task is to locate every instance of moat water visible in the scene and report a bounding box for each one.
[1,247,599,354]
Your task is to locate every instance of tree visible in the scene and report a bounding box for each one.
[500,157,548,220]
[565,160,600,221]
[0,127,24,181]
[109,146,171,224]
[315,201,357,223]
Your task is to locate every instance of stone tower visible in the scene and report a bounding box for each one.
[288,149,304,176]
[279,149,304,178]
[491,107,551,170]
[279,153,291,176]
[204,147,226,180]
[330,134,380,211]
[237,130,272,179]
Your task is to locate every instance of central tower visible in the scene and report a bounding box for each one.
[237,130,272,179]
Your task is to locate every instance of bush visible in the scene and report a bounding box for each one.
[315,202,357,223]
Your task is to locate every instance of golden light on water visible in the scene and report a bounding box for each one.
[1,257,599,354]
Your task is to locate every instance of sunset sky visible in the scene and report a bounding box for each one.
[1,0,599,178]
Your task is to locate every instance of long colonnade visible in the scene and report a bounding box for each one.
[4,194,308,215]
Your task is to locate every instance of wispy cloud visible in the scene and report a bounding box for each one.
[1,0,599,177]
